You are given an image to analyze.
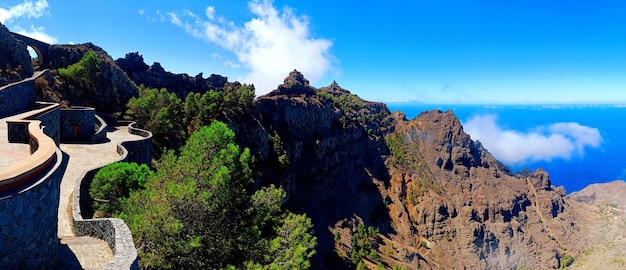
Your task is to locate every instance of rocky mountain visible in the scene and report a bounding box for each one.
[241,70,599,269]
[35,43,139,113]
[568,181,626,269]
[0,23,34,86]
[377,110,586,269]
[4,28,624,268]
[115,52,242,98]
[121,67,617,269]
[243,70,396,268]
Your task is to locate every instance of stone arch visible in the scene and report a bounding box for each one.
[26,44,44,68]
[9,32,50,69]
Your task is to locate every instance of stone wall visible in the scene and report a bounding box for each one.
[92,114,108,142]
[119,121,152,167]
[60,107,96,142]
[8,103,60,147]
[0,73,37,118]
[68,120,153,270]
[72,166,138,270]
[0,149,64,268]
[34,102,61,145]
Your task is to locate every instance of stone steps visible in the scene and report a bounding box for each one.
[56,126,144,269]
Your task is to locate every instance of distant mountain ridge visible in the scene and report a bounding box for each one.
[115,52,243,98]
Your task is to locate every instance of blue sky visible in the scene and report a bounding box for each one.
[2,0,626,103]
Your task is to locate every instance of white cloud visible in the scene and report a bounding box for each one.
[14,25,56,43]
[0,0,48,23]
[463,114,602,164]
[0,0,56,45]
[155,10,166,22]
[205,6,215,20]
[223,59,241,68]
[167,0,334,95]
[138,9,145,16]
[167,11,182,26]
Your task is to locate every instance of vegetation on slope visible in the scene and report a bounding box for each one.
[35,44,140,113]
[57,51,102,98]
[91,121,316,269]
[89,162,152,216]
[317,90,389,131]
[126,84,254,156]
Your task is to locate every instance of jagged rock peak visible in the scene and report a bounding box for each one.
[116,52,149,73]
[149,62,166,73]
[271,69,317,96]
[319,80,352,95]
[115,53,240,98]
[284,69,309,86]
[530,168,553,191]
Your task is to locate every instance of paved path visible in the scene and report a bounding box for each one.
[57,126,144,269]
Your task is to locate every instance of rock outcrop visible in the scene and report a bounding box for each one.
[0,23,34,86]
[248,70,396,268]
[380,110,582,269]
[248,72,591,269]
[37,43,139,113]
[115,52,242,97]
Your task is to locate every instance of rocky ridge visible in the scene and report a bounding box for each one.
[115,52,242,98]
[568,181,626,269]
[35,43,139,113]
[4,28,624,268]
[244,70,620,269]
[378,110,586,269]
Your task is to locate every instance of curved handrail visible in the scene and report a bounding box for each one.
[71,120,152,269]
[0,119,57,192]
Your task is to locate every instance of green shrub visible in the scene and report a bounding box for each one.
[58,51,100,80]
[89,162,153,216]
[559,254,574,269]
[350,223,380,265]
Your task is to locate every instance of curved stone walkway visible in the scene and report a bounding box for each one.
[57,126,144,269]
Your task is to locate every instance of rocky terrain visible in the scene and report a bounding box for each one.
[115,52,242,98]
[3,24,625,268]
[243,70,606,269]
[244,71,395,268]
[35,43,139,113]
[568,181,626,269]
[0,23,34,86]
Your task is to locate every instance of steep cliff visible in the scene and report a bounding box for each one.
[246,70,396,268]
[248,71,591,269]
[378,110,585,269]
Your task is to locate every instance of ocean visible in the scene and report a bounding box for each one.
[387,103,626,193]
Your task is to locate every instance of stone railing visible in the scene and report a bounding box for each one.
[1,102,59,192]
[70,120,152,270]
[0,148,64,268]
[0,70,45,118]
[0,101,64,268]
[119,121,153,166]
[92,114,108,142]
[71,167,138,270]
